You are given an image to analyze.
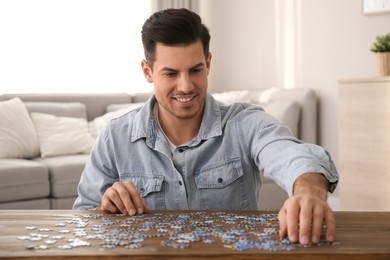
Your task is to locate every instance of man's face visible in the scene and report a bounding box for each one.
[142,41,211,121]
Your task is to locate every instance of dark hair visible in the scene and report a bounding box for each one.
[141,8,210,67]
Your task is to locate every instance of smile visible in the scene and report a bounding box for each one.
[174,95,196,103]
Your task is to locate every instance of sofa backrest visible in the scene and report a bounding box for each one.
[0,87,317,143]
[0,93,132,121]
[212,88,318,144]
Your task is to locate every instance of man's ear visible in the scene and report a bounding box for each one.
[141,60,153,83]
[206,52,212,76]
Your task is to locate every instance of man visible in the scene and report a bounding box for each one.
[74,8,339,246]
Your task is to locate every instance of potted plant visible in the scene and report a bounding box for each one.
[371,32,390,76]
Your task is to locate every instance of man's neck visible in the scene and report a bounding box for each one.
[155,104,202,146]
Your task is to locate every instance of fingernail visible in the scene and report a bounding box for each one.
[300,235,309,245]
[121,209,127,215]
[311,235,319,244]
[290,233,298,243]
[128,208,136,216]
[137,208,143,214]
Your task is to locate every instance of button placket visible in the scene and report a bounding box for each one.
[172,147,189,209]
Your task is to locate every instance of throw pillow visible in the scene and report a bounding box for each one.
[25,102,87,119]
[212,90,251,105]
[0,98,40,159]
[212,90,251,104]
[30,112,95,158]
[105,102,145,113]
[260,101,301,137]
[89,104,144,139]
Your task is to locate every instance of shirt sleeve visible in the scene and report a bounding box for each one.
[73,125,119,210]
[243,108,339,197]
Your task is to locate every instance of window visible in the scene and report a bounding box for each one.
[0,0,152,93]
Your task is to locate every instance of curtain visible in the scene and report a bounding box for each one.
[151,0,199,13]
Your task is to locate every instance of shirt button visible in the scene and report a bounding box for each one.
[139,187,145,193]
[178,148,185,153]
[179,181,183,186]
[217,178,223,183]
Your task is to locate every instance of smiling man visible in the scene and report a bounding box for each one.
[74,8,339,246]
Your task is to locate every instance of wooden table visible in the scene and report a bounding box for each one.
[0,210,389,259]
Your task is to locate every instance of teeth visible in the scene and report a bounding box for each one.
[176,97,193,103]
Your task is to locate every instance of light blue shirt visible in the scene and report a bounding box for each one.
[73,93,339,210]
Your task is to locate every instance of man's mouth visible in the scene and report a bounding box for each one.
[174,94,196,103]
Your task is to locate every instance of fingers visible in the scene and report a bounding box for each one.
[278,208,288,240]
[309,204,336,244]
[100,181,148,216]
[298,204,312,245]
[117,181,139,215]
[279,196,336,245]
[286,201,300,243]
[127,181,148,214]
[324,208,336,242]
[100,185,126,214]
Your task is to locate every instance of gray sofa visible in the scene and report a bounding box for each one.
[0,88,317,210]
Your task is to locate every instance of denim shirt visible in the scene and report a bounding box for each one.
[73,93,339,210]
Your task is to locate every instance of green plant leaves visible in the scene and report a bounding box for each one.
[371,33,390,53]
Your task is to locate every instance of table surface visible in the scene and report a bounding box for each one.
[0,210,389,260]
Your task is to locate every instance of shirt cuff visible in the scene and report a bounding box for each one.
[328,179,338,193]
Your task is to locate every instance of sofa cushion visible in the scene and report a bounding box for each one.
[30,112,95,158]
[88,103,145,139]
[212,90,251,104]
[35,154,89,198]
[51,198,77,210]
[25,102,87,119]
[258,88,317,144]
[0,98,40,159]
[105,102,145,113]
[211,91,301,138]
[0,159,50,203]
[260,100,301,138]
[0,198,51,210]
[258,176,289,211]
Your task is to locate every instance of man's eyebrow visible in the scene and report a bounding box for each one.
[160,67,178,73]
[189,62,205,70]
[160,62,205,73]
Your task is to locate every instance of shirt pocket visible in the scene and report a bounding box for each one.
[194,158,249,210]
[124,174,166,210]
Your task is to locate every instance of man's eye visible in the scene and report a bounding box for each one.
[165,72,177,77]
[190,68,203,74]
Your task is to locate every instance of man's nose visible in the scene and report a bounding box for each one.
[177,73,194,92]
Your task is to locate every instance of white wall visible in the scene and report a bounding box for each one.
[299,0,390,163]
[199,0,279,92]
[200,0,390,168]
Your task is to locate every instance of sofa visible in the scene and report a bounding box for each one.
[0,88,317,211]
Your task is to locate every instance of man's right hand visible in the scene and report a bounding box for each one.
[98,181,148,216]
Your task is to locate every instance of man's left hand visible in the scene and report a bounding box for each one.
[278,173,335,245]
